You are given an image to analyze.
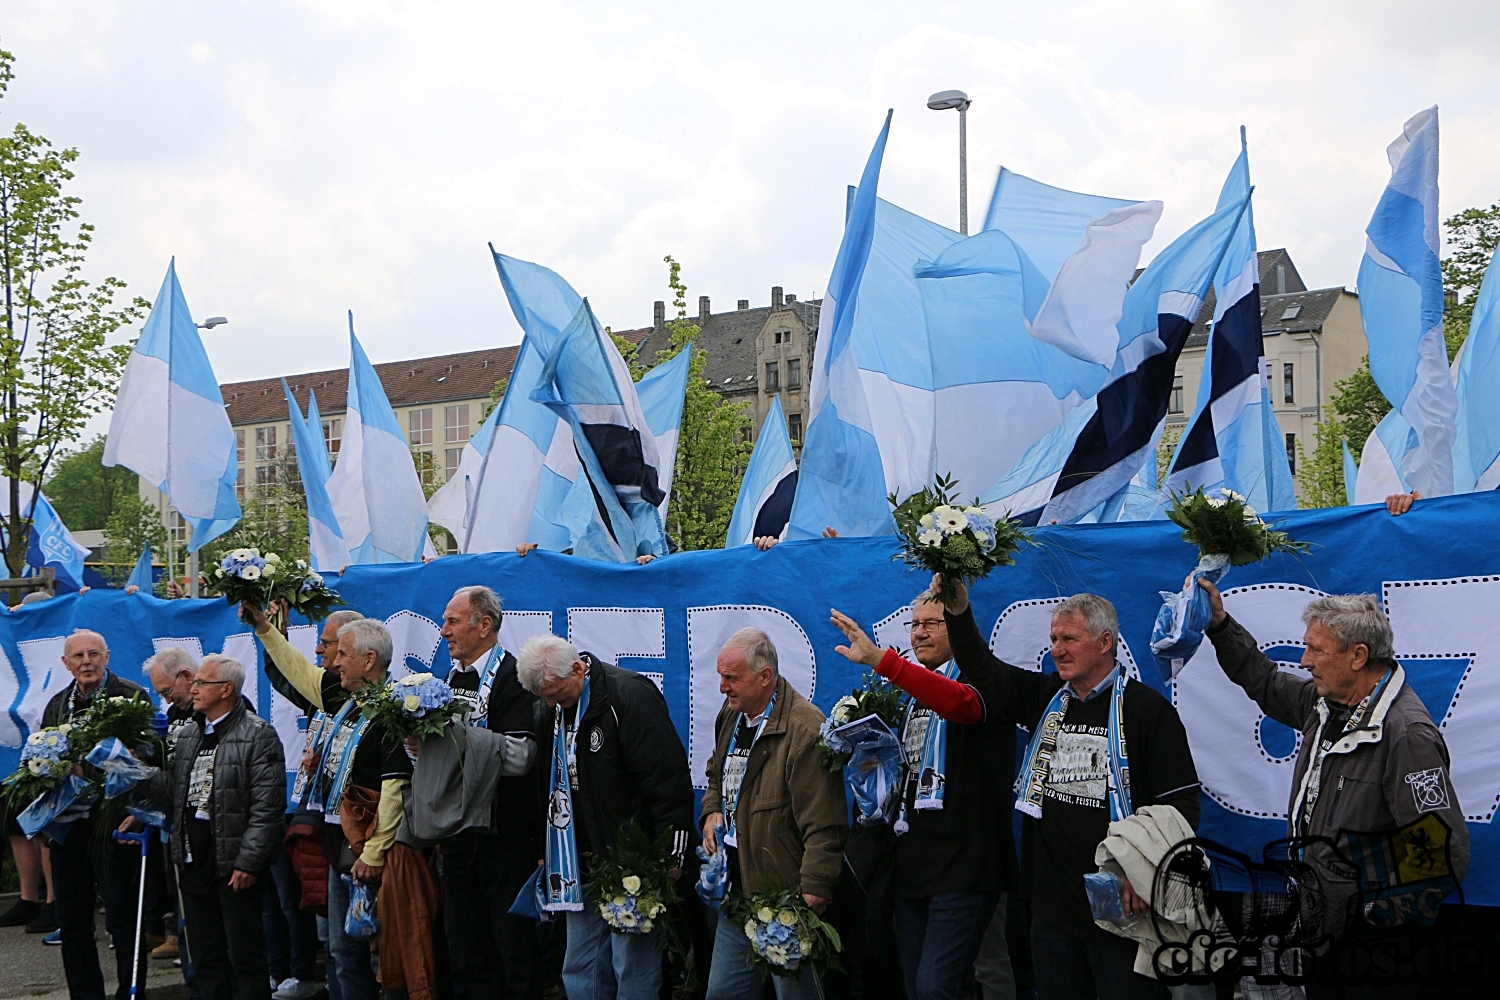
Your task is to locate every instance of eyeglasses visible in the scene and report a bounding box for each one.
[910,620,947,634]
[189,678,232,688]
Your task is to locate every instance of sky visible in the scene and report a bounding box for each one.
[5,0,1500,394]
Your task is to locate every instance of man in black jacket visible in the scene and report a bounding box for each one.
[141,654,287,1000]
[937,577,1200,1000]
[516,634,695,1000]
[431,585,545,1000]
[42,629,153,1000]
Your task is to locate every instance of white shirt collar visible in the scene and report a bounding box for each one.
[450,642,499,673]
[203,708,232,734]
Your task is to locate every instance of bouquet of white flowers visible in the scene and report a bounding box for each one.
[815,673,905,773]
[890,474,1031,606]
[724,882,842,981]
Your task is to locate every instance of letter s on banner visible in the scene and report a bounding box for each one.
[686,605,816,790]
[13,636,70,741]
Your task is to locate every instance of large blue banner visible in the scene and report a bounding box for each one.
[2,492,1497,903]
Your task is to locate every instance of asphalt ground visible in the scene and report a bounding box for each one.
[0,894,189,1000]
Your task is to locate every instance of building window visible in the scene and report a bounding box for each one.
[445,448,463,481]
[414,451,436,486]
[235,429,245,464]
[787,412,803,443]
[1283,363,1295,404]
[235,467,245,499]
[787,358,802,390]
[255,464,278,487]
[765,361,780,392]
[1169,375,1184,414]
[169,511,188,548]
[255,426,277,462]
[409,408,433,447]
[444,404,470,444]
[323,419,342,460]
[1286,432,1297,474]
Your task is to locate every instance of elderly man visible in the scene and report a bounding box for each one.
[515,634,694,1000]
[933,577,1200,1000]
[1198,580,1469,949]
[832,594,1017,1000]
[42,629,154,1000]
[244,607,412,1000]
[700,628,847,1000]
[141,646,204,964]
[142,654,286,1000]
[432,585,544,1000]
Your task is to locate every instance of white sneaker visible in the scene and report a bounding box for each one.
[274,978,325,1000]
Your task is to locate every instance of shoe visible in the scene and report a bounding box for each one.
[144,932,166,951]
[270,977,281,992]
[24,904,58,934]
[0,898,42,927]
[151,934,180,960]
[43,929,62,946]
[274,979,326,1000]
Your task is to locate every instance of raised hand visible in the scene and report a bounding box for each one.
[830,609,883,667]
[931,573,968,615]
[1195,577,1226,628]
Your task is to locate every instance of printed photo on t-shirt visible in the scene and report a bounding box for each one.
[1045,723,1108,808]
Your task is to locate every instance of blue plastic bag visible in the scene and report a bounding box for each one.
[343,875,378,937]
[1149,554,1230,682]
[507,866,555,923]
[1084,871,1126,922]
[695,824,728,908]
[840,720,902,827]
[17,774,97,839]
[86,737,159,798]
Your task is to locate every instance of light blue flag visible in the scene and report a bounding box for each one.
[12,483,92,589]
[1162,129,1296,514]
[1353,107,1457,501]
[324,315,430,563]
[983,167,1140,281]
[103,260,241,551]
[725,395,798,547]
[1343,439,1359,505]
[636,345,692,523]
[283,380,350,572]
[1452,247,1500,492]
[982,188,1254,525]
[126,543,153,591]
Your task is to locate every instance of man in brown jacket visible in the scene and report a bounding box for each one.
[700,628,846,1000]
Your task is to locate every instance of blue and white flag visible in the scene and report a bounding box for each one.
[1452,247,1500,493]
[1353,108,1457,501]
[1163,130,1296,514]
[725,395,798,546]
[636,344,692,523]
[284,381,350,572]
[125,544,153,592]
[982,188,1254,525]
[1343,440,1360,505]
[7,482,92,590]
[325,315,430,564]
[103,260,241,551]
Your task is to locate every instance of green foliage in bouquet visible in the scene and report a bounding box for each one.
[723,880,843,981]
[355,673,472,743]
[584,822,684,957]
[890,474,1032,606]
[1166,487,1311,566]
[816,672,907,772]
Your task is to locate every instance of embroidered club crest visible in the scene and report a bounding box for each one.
[589,727,603,752]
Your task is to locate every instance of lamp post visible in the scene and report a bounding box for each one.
[184,316,228,595]
[927,89,971,234]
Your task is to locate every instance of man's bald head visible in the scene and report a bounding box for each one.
[62,629,110,694]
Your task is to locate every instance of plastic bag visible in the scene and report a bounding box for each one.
[507,866,555,923]
[343,875,378,937]
[1149,554,1230,681]
[695,824,728,908]
[1084,871,1126,922]
[86,736,159,798]
[17,774,97,839]
[844,729,902,828]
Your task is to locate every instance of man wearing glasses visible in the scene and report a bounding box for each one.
[831,593,1017,1000]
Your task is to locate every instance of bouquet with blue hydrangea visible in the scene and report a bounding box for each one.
[724,882,842,981]
[890,473,1032,606]
[584,824,683,955]
[209,545,344,629]
[357,672,471,740]
[281,560,345,623]
[1,724,80,811]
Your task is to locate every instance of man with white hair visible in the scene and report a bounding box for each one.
[42,629,154,1000]
[935,576,1200,1000]
[700,628,846,1000]
[143,654,286,1000]
[515,633,694,1000]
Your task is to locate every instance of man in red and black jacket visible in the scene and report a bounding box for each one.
[832,590,1017,1000]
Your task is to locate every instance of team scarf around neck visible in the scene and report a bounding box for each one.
[1290,667,1396,835]
[722,688,777,848]
[310,698,372,819]
[893,660,960,835]
[1016,664,1132,822]
[542,674,591,912]
[453,643,505,729]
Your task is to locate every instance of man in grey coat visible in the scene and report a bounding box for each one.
[1198,581,1469,943]
[141,654,286,1000]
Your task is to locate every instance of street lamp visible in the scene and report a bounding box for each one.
[197,316,229,330]
[927,89,971,234]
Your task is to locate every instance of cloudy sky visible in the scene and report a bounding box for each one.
[4,0,1500,391]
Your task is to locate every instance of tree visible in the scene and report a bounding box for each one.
[197,451,310,580]
[41,435,136,530]
[0,45,146,577]
[1441,203,1500,361]
[101,490,166,569]
[652,256,753,550]
[1297,357,1391,507]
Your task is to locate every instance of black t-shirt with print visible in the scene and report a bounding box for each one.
[183,726,223,887]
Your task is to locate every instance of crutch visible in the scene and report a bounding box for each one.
[113,828,154,1000]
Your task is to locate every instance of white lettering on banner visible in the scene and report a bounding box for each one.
[1384,576,1500,823]
[383,610,442,681]
[686,605,816,790]
[270,625,319,777]
[986,598,1142,680]
[569,609,667,695]
[0,643,21,746]
[1174,584,1322,820]
[497,611,554,666]
[155,634,260,708]
[14,636,69,739]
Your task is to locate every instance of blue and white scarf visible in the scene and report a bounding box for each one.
[542,676,590,912]
[722,689,776,849]
[450,643,505,729]
[311,699,371,821]
[893,659,960,835]
[1015,665,1132,822]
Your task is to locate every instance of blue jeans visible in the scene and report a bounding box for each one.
[704,907,821,1000]
[894,892,999,1000]
[1028,913,1167,1000]
[263,847,318,982]
[561,904,661,1000]
[326,870,379,1000]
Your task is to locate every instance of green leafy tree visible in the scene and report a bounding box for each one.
[41,434,136,530]
[0,45,146,577]
[1441,203,1500,361]
[1155,423,1184,489]
[1297,357,1391,507]
[198,452,310,575]
[99,490,167,585]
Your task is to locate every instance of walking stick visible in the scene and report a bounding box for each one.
[113,828,154,1000]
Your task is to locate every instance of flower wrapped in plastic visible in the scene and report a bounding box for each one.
[1150,487,1311,680]
[585,823,682,956]
[2,724,78,813]
[724,882,842,981]
[890,474,1032,607]
[815,672,905,773]
[357,673,471,740]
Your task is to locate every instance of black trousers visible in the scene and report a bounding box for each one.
[51,824,150,1000]
[179,862,272,1000]
[440,831,541,1000]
